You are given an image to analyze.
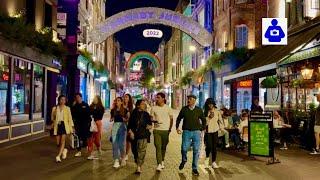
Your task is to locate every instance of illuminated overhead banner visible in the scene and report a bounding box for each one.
[90,7,213,47]
[126,51,160,70]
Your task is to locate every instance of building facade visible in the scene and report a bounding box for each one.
[0,0,60,144]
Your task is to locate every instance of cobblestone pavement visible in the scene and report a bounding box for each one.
[1,110,320,180]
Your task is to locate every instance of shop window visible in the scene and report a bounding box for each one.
[311,0,320,9]
[11,59,31,123]
[0,54,9,125]
[33,65,44,119]
[235,25,248,48]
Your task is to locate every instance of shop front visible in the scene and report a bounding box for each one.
[0,47,61,144]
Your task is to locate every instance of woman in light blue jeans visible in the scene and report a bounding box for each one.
[110,97,129,168]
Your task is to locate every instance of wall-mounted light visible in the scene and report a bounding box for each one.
[189,45,196,52]
[172,62,176,66]
[301,63,314,80]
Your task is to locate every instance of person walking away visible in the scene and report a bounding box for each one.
[128,100,152,174]
[110,97,129,168]
[123,93,134,161]
[150,92,173,172]
[203,98,222,169]
[51,95,74,162]
[311,94,320,154]
[176,95,206,176]
[87,95,105,160]
[71,93,91,158]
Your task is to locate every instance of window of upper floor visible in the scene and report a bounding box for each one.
[235,25,248,48]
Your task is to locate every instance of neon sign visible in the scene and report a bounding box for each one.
[2,73,9,81]
[126,51,160,70]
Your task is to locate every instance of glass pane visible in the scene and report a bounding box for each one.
[11,59,31,123]
[0,54,9,125]
[33,64,44,119]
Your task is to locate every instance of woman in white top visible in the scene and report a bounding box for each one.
[51,95,74,163]
[203,98,222,169]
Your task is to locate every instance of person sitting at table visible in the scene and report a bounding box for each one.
[274,110,291,150]
[231,111,249,149]
[219,108,230,148]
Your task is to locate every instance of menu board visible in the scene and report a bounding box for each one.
[249,121,270,156]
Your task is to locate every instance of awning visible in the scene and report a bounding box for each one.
[224,17,320,82]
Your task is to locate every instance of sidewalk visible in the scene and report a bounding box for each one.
[0,111,320,180]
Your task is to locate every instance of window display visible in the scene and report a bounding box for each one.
[11,59,31,123]
[0,54,9,125]
[33,65,44,119]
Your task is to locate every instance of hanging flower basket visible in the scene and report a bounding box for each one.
[261,76,278,88]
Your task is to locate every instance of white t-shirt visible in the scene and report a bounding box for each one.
[150,104,173,130]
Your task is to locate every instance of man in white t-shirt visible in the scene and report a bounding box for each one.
[150,92,173,172]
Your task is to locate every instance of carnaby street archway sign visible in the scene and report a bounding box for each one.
[90,7,213,47]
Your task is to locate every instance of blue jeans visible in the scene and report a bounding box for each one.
[181,130,201,170]
[112,122,127,160]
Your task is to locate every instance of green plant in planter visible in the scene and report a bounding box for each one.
[309,102,317,111]
[261,76,278,88]
[179,71,194,87]
[107,80,116,89]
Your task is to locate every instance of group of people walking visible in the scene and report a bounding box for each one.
[51,93,104,162]
[51,92,226,176]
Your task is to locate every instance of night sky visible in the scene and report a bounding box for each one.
[105,0,180,53]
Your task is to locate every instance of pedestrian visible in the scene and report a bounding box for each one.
[311,94,320,154]
[176,95,206,176]
[150,92,173,172]
[251,98,263,113]
[123,93,134,161]
[51,95,74,162]
[71,93,91,158]
[128,100,152,174]
[203,98,222,169]
[87,95,105,160]
[110,97,129,168]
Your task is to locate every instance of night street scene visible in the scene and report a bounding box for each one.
[1,0,320,179]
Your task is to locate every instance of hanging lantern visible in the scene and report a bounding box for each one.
[301,64,314,80]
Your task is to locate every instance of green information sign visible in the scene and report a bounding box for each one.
[250,122,270,156]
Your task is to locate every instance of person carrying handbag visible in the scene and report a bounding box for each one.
[51,95,74,163]
[128,100,152,174]
[87,95,105,160]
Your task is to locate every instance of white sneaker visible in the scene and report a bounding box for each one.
[135,166,142,174]
[125,155,128,161]
[74,151,82,157]
[121,159,126,166]
[212,162,219,169]
[204,158,210,168]
[225,144,230,148]
[62,148,68,159]
[87,155,97,160]
[156,164,162,171]
[113,159,120,168]
[56,156,61,163]
[161,161,165,169]
[310,149,319,155]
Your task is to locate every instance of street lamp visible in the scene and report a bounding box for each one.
[301,63,314,80]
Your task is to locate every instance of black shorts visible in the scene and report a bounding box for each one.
[57,122,67,135]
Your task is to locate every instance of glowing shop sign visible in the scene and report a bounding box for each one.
[143,29,163,38]
[90,7,213,47]
[238,80,252,88]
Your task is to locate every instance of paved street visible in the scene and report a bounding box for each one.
[1,111,320,180]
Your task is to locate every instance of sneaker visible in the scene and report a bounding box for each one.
[62,148,68,159]
[135,166,142,174]
[280,146,288,150]
[310,149,319,155]
[179,162,186,170]
[113,159,120,168]
[156,164,163,172]
[74,151,82,157]
[121,159,127,166]
[192,169,200,176]
[161,161,165,169]
[204,158,210,168]
[212,162,219,169]
[125,155,128,161]
[225,144,230,148]
[56,156,61,163]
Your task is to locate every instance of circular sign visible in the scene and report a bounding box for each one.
[143,29,163,38]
